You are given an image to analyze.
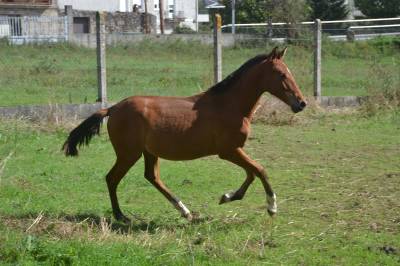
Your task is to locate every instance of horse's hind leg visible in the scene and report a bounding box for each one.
[106,155,141,222]
[219,170,255,204]
[143,151,193,221]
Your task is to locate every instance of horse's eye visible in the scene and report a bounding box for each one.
[280,73,286,79]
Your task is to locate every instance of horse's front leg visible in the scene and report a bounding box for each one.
[219,170,255,204]
[219,148,277,216]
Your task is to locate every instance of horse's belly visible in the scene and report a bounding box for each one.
[145,131,216,160]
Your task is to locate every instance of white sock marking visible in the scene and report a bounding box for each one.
[224,192,235,202]
[177,201,191,216]
[267,193,277,213]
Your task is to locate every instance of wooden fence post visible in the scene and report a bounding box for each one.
[213,13,222,84]
[314,19,322,99]
[96,12,107,107]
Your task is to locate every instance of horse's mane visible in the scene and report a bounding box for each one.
[207,54,270,94]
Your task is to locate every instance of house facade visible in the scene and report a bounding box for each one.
[0,0,58,16]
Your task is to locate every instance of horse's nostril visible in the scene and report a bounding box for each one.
[300,101,307,108]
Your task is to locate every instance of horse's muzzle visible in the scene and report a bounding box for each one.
[291,100,307,113]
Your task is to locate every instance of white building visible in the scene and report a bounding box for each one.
[57,0,120,12]
[57,0,205,32]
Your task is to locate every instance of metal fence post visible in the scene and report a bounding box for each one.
[213,13,222,84]
[314,19,322,99]
[96,12,107,107]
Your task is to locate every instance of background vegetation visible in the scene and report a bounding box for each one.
[355,0,400,18]
[0,37,399,107]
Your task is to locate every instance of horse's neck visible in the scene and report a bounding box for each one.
[217,80,263,120]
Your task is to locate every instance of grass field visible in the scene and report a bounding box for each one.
[1,107,399,265]
[0,37,399,107]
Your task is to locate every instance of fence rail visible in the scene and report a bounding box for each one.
[222,17,400,41]
[222,17,400,29]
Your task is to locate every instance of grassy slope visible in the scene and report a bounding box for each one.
[0,109,399,265]
[0,38,399,107]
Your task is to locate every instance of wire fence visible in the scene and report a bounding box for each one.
[0,14,215,108]
[219,18,400,98]
[0,15,399,108]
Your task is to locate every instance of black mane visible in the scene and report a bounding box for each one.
[207,54,270,94]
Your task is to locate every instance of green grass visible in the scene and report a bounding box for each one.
[0,37,399,107]
[1,108,399,265]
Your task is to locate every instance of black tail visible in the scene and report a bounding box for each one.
[63,109,109,156]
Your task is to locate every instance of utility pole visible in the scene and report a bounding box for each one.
[195,0,199,32]
[159,0,164,34]
[231,0,235,34]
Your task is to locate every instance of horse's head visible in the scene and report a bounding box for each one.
[260,47,307,113]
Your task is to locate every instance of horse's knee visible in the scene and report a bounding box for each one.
[254,167,268,179]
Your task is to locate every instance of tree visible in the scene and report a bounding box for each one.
[355,0,400,18]
[220,0,309,25]
[308,0,349,20]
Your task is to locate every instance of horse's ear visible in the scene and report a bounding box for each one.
[278,47,288,59]
[269,46,279,59]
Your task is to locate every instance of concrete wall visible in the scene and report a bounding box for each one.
[0,103,106,121]
[70,32,237,48]
[0,97,367,121]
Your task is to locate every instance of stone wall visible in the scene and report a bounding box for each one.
[65,7,156,34]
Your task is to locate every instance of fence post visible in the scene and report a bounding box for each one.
[346,27,355,42]
[213,13,222,84]
[314,19,322,99]
[96,12,107,107]
[64,5,73,42]
[63,15,69,42]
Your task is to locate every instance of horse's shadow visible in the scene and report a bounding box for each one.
[6,211,211,235]
[61,212,209,235]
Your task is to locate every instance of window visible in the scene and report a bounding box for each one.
[73,17,90,34]
[8,16,21,36]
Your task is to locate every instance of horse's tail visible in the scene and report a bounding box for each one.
[62,108,110,157]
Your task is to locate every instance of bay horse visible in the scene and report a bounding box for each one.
[63,47,306,222]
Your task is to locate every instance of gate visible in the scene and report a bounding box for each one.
[0,16,68,44]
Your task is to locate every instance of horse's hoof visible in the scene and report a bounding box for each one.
[184,213,193,222]
[267,209,277,217]
[115,214,131,223]
[219,192,234,205]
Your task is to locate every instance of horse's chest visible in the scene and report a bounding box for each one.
[217,118,251,148]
